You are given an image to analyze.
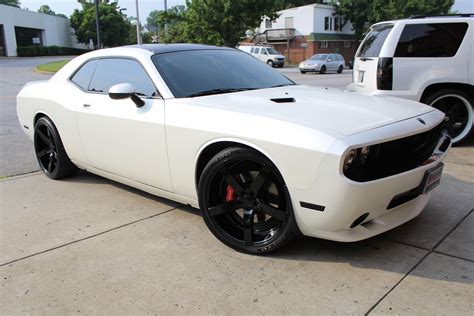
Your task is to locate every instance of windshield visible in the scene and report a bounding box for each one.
[310,54,328,61]
[266,47,278,54]
[357,23,393,57]
[152,49,294,98]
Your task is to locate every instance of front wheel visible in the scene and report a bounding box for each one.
[34,116,78,179]
[198,147,298,254]
[423,89,473,145]
[267,60,274,67]
[320,65,326,74]
[300,70,306,74]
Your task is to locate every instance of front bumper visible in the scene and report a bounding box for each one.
[289,110,450,242]
[299,65,321,72]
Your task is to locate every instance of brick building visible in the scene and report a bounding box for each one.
[247,2,358,65]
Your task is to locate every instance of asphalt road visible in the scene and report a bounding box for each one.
[0,58,472,314]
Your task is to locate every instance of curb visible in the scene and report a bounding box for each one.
[33,67,56,75]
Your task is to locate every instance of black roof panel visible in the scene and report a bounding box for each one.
[127,44,234,54]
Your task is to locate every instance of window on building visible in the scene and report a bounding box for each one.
[344,41,351,48]
[325,17,333,31]
[394,23,468,58]
[265,19,272,29]
[334,18,339,31]
[285,17,294,28]
[88,58,157,97]
[319,41,329,49]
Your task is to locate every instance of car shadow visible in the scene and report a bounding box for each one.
[60,167,472,286]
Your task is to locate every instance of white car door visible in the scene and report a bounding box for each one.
[74,58,172,191]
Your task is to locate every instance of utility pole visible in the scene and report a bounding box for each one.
[95,0,101,49]
[135,0,142,44]
[164,0,168,35]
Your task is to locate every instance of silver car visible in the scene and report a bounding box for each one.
[299,54,345,74]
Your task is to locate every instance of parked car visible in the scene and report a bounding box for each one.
[17,44,450,254]
[351,15,474,145]
[299,54,345,74]
[238,45,285,67]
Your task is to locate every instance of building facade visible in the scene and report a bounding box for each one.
[0,4,85,57]
[251,3,358,64]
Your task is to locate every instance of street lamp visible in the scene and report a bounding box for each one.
[135,0,142,45]
[95,0,101,49]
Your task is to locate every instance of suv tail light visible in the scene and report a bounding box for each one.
[377,57,393,90]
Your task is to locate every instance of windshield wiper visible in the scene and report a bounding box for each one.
[270,83,296,88]
[187,88,256,98]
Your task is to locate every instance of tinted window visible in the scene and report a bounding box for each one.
[254,48,260,54]
[250,47,254,53]
[88,58,157,97]
[357,24,393,57]
[395,23,468,57]
[151,49,294,98]
[70,60,97,90]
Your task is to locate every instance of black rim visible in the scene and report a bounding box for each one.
[431,95,469,140]
[204,160,288,247]
[34,122,58,174]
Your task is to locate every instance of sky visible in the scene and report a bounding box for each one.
[19,0,186,22]
[17,0,474,21]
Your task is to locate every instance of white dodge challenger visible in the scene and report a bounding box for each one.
[17,44,451,254]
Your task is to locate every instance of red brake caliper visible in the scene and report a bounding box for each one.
[225,185,236,202]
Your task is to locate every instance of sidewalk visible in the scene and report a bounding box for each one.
[1,158,472,314]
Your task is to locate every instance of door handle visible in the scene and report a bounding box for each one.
[83,104,91,108]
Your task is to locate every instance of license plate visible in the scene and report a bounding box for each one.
[358,71,365,83]
[422,163,444,194]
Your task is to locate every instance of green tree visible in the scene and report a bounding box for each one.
[335,0,454,39]
[0,0,20,7]
[184,0,280,47]
[38,4,67,18]
[70,0,133,47]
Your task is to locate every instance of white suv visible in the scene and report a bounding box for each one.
[351,15,474,144]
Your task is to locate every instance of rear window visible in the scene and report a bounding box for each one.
[394,23,468,58]
[357,24,393,57]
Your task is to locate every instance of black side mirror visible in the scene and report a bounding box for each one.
[108,83,145,108]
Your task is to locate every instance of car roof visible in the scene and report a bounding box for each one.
[126,44,234,54]
[371,15,474,28]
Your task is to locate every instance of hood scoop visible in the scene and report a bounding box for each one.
[270,97,295,103]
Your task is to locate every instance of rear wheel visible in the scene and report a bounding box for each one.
[337,65,343,73]
[320,65,326,74]
[34,116,78,179]
[423,89,473,145]
[198,147,298,254]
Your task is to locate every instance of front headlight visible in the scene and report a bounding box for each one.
[343,146,371,173]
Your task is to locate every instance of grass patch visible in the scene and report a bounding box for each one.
[36,60,69,73]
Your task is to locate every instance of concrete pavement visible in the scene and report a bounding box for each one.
[0,58,473,314]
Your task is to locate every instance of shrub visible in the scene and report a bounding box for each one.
[17,45,90,57]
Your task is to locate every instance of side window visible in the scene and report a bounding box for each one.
[254,48,260,54]
[395,23,468,58]
[70,60,98,90]
[88,58,157,97]
[250,47,254,53]
[261,48,267,55]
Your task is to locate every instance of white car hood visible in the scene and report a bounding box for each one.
[190,85,435,137]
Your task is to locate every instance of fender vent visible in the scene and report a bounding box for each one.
[270,97,295,103]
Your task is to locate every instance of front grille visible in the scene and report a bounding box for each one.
[345,122,444,182]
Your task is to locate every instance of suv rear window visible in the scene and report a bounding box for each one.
[357,24,393,57]
[394,23,468,58]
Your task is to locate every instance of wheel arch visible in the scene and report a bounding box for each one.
[420,82,474,103]
[33,111,49,126]
[194,139,284,190]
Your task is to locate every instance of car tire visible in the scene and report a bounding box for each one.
[337,65,343,74]
[198,147,299,254]
[423,89,473,145]
[267,60,274,67]
[320,65,326,74]
[34,116,78,179]
[300,71,306,74]
[278,64,283,68]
